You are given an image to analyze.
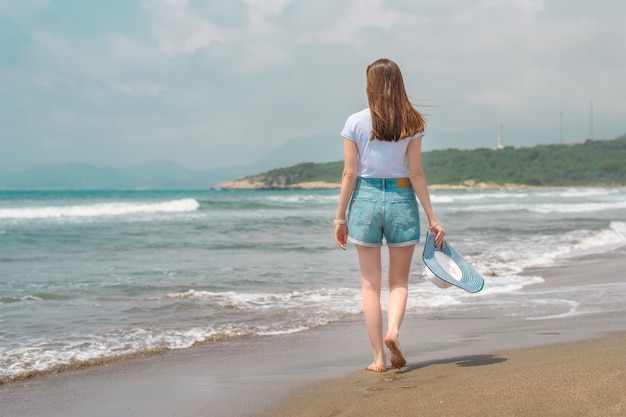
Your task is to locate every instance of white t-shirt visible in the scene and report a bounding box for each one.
[341,108,424,178]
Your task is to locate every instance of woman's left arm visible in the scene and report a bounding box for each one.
[407,137,445,247]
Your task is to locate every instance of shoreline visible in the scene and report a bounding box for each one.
[2,248,625,416]
[213,180,626,191]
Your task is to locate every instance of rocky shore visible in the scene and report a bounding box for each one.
[214,176,341,190]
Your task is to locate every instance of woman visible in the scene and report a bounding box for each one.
[334,58,445,372]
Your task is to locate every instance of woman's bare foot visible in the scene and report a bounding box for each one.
[365,362,387,372]
[384,337,406,369]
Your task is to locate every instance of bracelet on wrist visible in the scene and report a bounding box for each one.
[333,219,347,226]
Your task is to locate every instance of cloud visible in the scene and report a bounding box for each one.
[142,0,224,57]
[243,0,290,23]
[303,0,400,45]
[104,33,165,71]
[29,30,117,79]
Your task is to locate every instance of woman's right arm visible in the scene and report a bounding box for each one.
[334,138,358,250]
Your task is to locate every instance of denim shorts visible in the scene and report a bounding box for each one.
[347,177,420,247]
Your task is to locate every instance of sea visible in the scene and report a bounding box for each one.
[1,187,626,384]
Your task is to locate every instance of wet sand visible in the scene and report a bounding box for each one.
[1,249,625,417]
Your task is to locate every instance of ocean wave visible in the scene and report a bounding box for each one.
[433,187,626,214]
[564,221,626,255]
[431,192,528,204]
[540,188,620,198]
[1,274,553,383]
[0,293,75,304]
[412,270,544,302]
[432,188,618,204]
[525,299,582,321]
[0,286,361,384]
[468,221,626,277]
[0,198,199,221]
[447,200,626,214]
[0,295,43,303]
[529,201,626,214]
[201,193,337,212]
[0,326,241,383]
[265,194,338,204]
[165,288,363,312]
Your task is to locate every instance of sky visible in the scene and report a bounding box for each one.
[1,0,625,173]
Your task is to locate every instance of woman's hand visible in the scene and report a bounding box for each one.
[334,224,348,250]
[429,222,445,249]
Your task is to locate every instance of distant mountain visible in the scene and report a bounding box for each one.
[0,131,341,190]
[0,163,124,190]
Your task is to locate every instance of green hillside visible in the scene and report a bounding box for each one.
[235,135,626,187]
[423,135,626,186]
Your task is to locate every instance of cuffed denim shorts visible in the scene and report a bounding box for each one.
[347,177,420,247]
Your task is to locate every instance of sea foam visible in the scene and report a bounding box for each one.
[0,198,199,221]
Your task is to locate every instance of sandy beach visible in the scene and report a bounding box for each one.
[2,248,625,417]
[265,334,626,417]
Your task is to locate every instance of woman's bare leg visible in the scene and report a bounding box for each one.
[355,244,386,371]
[385,244,414,368]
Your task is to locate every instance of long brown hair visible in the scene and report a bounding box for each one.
[366,59,426,142]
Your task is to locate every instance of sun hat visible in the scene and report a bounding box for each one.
[424,266,453,289]
[422,231,484,293]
